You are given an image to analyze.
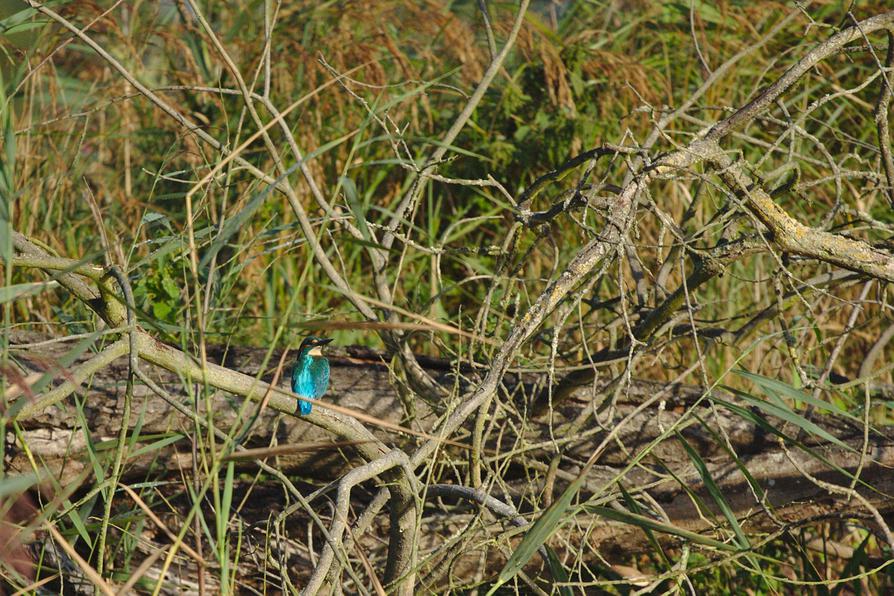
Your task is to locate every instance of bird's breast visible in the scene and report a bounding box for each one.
[292,355,330,398]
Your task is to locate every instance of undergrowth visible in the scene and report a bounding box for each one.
[2,0,893,593]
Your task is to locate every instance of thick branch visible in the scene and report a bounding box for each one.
[711,148,894,282]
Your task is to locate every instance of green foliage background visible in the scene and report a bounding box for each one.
[3,1,894,592]
[3,1,887,377]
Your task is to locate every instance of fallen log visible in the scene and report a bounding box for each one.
[4,331,893,561]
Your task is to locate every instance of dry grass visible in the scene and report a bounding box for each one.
[2,0,894,593]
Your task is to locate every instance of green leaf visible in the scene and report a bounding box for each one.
[693,412,769,514]
[74,395,106,497]
[68,496,95,548]
[0,68,14,266]
[663,1,728,26]
[222,461,235,521]
[140,211,169,227]
[687,0,726,25]
[160,272,179,299]
[832,533,872,596]
[152,301,173,321]
[2,20,47,35]
[711,398,874,495]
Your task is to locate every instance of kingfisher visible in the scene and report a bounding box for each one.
[291,336,333,415]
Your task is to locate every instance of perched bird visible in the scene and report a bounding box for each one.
[291,336,333,415]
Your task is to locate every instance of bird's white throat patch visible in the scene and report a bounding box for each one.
[308,346,324,357]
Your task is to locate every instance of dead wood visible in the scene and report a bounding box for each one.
[6,331,893,559]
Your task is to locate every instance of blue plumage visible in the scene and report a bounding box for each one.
[291,336,332,415]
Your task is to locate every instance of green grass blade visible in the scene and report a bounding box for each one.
[583,505,738,551]
[711,397,878,495]
[198,163,299,273]
[734,369,860,422]
[722,386,856,453]
[339,175,371,241]
[28,329,105,396]
[543,544,573,596]
[676,431,750,549]
[487,476,584,595]
[0,281,58,304]
[129,433,186,459]
[619,483,671,568]
[832,533,872,596]
[0,472,40,498]
[693,412,770,510]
